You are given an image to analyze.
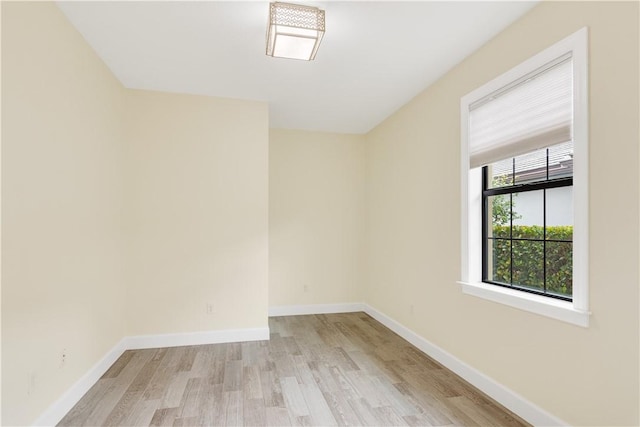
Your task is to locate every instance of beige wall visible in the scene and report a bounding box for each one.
[1,4,269,424]
[365,1,639,425]
[1,3,127,425]
[124,90,269,335]
[269,129,365,307]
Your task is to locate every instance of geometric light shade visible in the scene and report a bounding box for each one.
[266,2,325,61]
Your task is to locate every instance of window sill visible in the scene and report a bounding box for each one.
[457,281,590,327]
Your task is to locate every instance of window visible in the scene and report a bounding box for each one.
[459,28,589,327]
[483,143,573,300]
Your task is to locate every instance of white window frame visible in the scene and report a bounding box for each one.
[459,28,590,327]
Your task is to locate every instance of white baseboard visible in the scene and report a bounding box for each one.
[33,338,128,427]
[33,326,270,426]
[269,302,365,317]
[362,303,567,427]
[125,327,270,350]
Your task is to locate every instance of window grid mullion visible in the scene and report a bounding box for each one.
[543,149,549,294]
[509,158,514,287]
[491,237,571,243]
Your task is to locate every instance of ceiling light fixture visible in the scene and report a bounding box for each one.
[266,2,325,61]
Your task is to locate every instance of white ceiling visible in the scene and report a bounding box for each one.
[57,1,538,134]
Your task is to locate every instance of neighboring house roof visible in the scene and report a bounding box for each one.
[491,141,573,185]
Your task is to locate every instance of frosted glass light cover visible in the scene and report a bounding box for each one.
[266,3,325,61]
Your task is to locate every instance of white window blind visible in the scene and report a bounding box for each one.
[469,54,573,168]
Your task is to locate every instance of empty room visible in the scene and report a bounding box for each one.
[2,1,639,426]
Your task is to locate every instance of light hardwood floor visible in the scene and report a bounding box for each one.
[58,313,530,426]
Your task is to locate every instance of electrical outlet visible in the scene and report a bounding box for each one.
[206,303,214,315]
[303,285,309,293]
[61,348,67,368]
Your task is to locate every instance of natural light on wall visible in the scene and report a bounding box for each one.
[266,2,325,61]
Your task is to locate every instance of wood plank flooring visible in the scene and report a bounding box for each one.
[58,313,529,426]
